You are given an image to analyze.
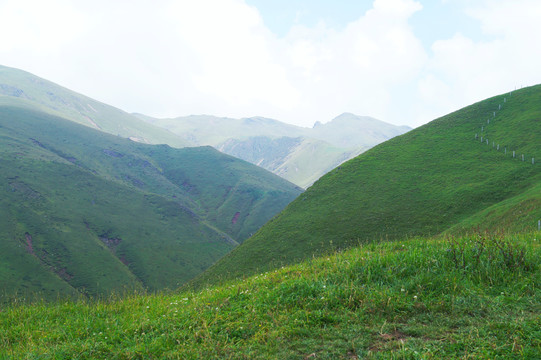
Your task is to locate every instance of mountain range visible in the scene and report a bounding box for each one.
[0,81,538,358]
[138,113,410,188]
[2,64,539,303]
[0,65,410,189]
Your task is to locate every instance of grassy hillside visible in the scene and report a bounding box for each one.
[0,102,301,301]
[1,232,539,358]
[139,113,408,187]
[193,85,541,287]
[0,65,190,147]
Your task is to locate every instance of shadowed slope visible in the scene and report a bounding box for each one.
[0,103,301,301]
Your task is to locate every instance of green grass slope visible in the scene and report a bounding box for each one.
[193,85,541,287]
[1,232,539,358]
[0,103,301,301]
[140,144,303,241]
[0,65,190,147]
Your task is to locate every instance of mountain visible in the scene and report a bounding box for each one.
[0,65,410,189]
[138,113,410,188]
[217,136,365,189]
[137,114,306,146]
[311,112,412,148]
[192,85,541,288]
[0,64,191,147]
[0,97,301,302]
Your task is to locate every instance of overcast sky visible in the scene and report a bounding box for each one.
[1,0,540,128]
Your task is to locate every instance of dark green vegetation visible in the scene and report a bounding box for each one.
[0,100,301,302]
[140,113,410,188]
[194,85,541,287]
[1,232,539,359]
[0,65,190,147]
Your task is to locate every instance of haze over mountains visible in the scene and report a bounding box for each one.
[139,113,410,188]
[0,65,189,148]
[0,64,410,189]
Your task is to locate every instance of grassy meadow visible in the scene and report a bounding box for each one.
[1,232,539,359]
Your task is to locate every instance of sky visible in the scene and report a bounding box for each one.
[0,0,540,128]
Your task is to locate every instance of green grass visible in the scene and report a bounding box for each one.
[1,232,539,359]
[193,85,541,288]
[0,103,301,301]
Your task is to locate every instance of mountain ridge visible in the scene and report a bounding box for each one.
[138,112,410,187]
[0,64,191,148]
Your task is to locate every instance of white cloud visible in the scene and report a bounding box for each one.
[414,0,541,126]
[0,0,87,53]
[163,0,300,113]
[281,0,426,125]
[0,0,427,127]
[0,0,540,128]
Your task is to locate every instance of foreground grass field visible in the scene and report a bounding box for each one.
[1,232,539,359]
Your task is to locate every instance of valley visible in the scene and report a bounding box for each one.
[0,66,539,359]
